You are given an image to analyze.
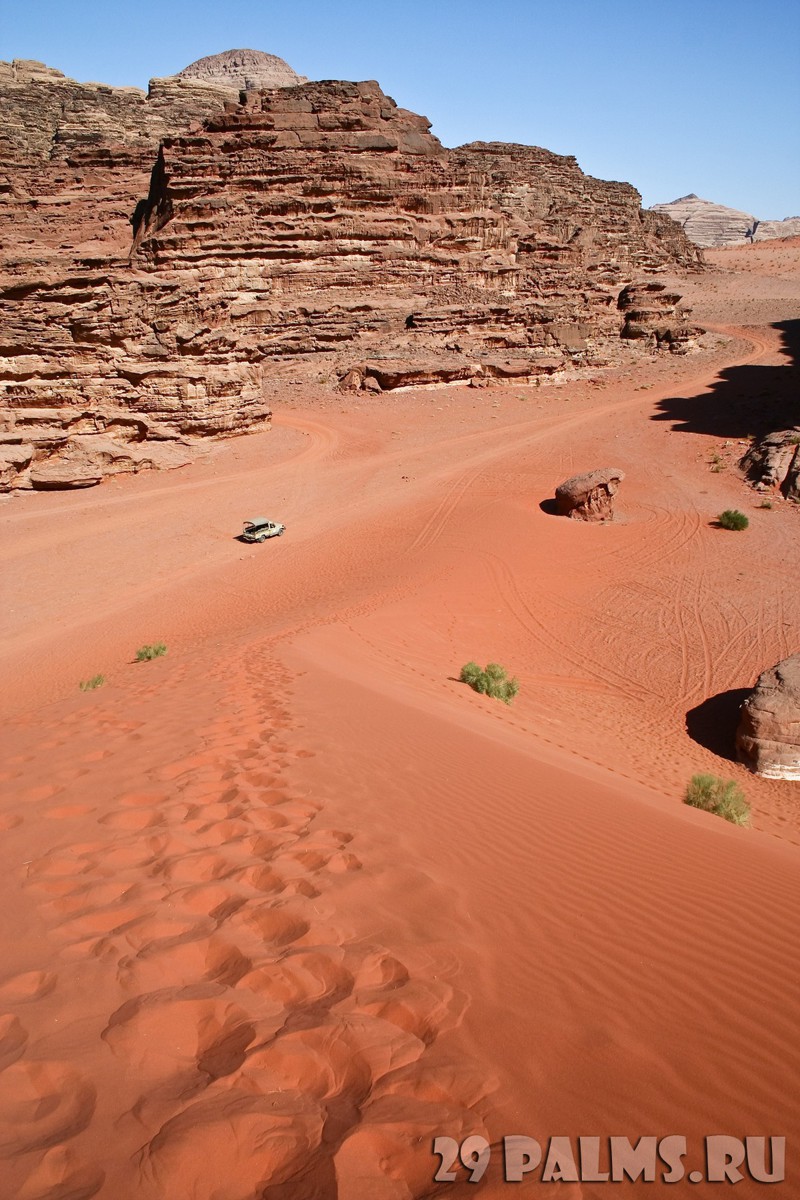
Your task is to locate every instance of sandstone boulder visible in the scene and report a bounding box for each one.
[555,468,625,521]
[618,282,698,352]
[737,654,800,780]
[740,429,800,499]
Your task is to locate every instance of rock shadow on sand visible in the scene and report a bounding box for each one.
[686,688,750,761]
[651,319,799,443]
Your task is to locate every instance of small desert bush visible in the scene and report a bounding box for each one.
[459,661,519,705]
[135,642,167,662]
[684,774,750,826]
[79,674,105,691]
[718,509,749,531]
[758,499,773,510]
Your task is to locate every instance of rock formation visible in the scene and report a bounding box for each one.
[618,282,698,352]
[651,194,800,249]
[737,654,800,780]
[0,59,699,490]
[177,48,307,91]
[740,429,800,499]
[554,468,625,521]
[130,81,698,383]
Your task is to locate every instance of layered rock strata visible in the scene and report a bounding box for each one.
[131,81,698,382]
[737,654,800,780]
[177,48,308,91]
[1,66,699,489]
[652,194,800,248]
[0,57,285,488]
[617,282,698,352]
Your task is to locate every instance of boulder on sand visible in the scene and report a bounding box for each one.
[554,467,625,522]
[736,654,800,780]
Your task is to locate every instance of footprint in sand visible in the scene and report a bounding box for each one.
[55,904,147,942]
[234,865,286,894]
[188,819,254,847]
[117,934,253,993]
[0,1015,28,1071]
[40,879,145,919]
[235,903,311,948]
[44,805,96,820]
[0,813,23,830]
[99,808,165,831]
[102,993,271,1083]
[17,1145,104,1200]
[237,947,353,1009]
[161,852,240,884]
[172,883,249,917]
[0,1060,96,1157]
[0,970,57,1004]
[354,978,461,1046]
[138,1093,323,1200]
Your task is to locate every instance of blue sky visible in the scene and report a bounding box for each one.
[3,0,798,217]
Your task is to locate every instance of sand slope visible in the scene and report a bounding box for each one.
[1,241,798,1197]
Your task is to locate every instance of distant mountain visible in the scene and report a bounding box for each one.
[651,194,800,248]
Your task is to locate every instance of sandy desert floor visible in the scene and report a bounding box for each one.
[1,239,799,1198]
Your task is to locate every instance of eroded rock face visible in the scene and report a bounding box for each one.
[0,63,698,489]
[617,282,699,353]
[131,82,698,378]
[740,429,800,499]
[555,468,625,521]
[0,56,281,490]
[737,654,800,780]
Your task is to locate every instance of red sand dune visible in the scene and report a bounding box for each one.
[1,241,799,1197]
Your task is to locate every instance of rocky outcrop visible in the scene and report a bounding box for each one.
[131,82,698,378]
[0,62,698,489]
[0,56,282,490]
[177,49,308,91]
[740,429,800,498]
[618,282,698,352]
[737,654,800,780]
[651,193,800,248]
[555,468,625,521]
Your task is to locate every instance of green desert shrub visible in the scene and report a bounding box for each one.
[459,661,519,705]
[718,509,749,531]
[684,774,750,826]
[79,674,105,691]
[135,642,167,662]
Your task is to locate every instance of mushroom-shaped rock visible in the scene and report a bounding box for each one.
[737,654,800,780]
[554,468,625,522]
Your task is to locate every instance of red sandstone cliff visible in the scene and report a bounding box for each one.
[0,60,700,491]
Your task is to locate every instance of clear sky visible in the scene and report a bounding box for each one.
[2,0,798,218]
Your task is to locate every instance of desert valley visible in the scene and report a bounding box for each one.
[0,49,798,1200]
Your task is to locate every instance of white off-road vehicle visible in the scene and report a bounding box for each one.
[241,517,286,543]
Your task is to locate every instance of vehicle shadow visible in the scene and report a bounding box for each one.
[685,688,750,761]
